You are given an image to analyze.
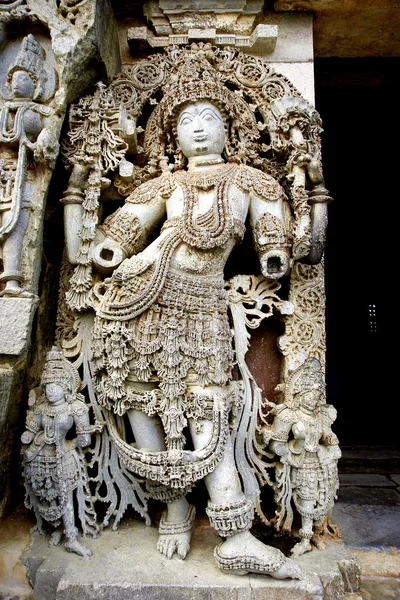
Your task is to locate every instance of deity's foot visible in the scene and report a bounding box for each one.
[30,524,45,537]
[64,538,92,556]
[157,504,195,560]
[49,530,63,547]
[291,538,313,557]
[214,531,302,580]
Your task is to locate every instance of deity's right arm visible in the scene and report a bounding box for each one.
[63,168,168,268]
[93,189,167,272]
[262,406,293,457]
[20,406,42,446]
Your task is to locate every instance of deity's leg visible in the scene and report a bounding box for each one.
[63,490,92,556]
[48,528,63,547]
[290,498,314,556]
[312,516,327,550]
[0,208,30,296]
[127,408,194,559]
[188,414,302,580]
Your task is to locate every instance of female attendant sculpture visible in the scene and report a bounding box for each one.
[0,34,58,296]
[263,358,341,556]
[59,46,331,574]
[21,347,98,556]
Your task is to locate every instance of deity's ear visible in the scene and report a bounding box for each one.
[33,75,46,101]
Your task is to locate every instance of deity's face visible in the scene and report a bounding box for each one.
[46,383,66,404]
[301,387,322,411]
[11,70,35,99]
[177,101,226,158]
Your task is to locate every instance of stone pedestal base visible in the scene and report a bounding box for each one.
[23,515,361,600]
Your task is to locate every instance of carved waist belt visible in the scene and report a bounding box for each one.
[157,269,227,314]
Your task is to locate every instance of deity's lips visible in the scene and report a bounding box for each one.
[193,135,208,142]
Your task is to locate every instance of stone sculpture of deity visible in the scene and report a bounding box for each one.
[21,347,98,556]
[0,34,58,296]
[263,358,341,556]
[59,48,332,574]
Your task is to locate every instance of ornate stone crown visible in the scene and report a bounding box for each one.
[41,346,81,397]
[160,51,234,129]
[285,357,326,408]
[7,34,46,98]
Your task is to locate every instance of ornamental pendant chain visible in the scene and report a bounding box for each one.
[177,164,236,250]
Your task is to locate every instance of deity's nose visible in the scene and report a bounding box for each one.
[193,115,204,132]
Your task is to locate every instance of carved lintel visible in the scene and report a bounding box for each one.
[128,22,278,54]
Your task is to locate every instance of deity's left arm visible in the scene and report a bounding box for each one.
[73,401,91,449]
[248,168,292,279]
[320,405,340,449]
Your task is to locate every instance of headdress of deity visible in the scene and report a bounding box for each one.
[41,346,82,401]
[151,46,259,168]
[284,357,326,409]
[6,34,47,100]
[159,51,235,130]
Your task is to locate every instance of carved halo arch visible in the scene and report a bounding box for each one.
[63,43,322,196]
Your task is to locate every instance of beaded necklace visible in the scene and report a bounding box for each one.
[174,163,237,250]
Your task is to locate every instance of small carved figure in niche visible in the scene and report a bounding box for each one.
[263,358,341,556]
[21,347,98,556]
[0,34,58,296]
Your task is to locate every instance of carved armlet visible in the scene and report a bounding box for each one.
[25,414,40,434]
[270,429,290,442]
[99,209,144,256]
[234,165,284,202]
[253,212,292,255]
[125,172,176,204]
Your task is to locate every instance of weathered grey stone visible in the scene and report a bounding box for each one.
[339,474,396,487]
[0,364,25,517]
[338,559,362,594]
[390,475,400,486]
[0,298,39,356]
[273,0,400,58]
[337,487,400,506]
[333,504,400,549]
[21,516,361,600]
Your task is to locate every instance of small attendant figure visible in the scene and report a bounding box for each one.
[21,347,98,556]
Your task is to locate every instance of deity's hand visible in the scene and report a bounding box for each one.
[268,439,289,458]
[260,249,290,279]
[93,239,127,273]
[21,430,34,445]
[292,421,306,440]
[33,128,60,168]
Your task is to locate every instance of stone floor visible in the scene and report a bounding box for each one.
[332,453,400,600]
[1,448,399,600]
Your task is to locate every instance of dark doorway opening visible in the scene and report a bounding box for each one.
[315,58,399,447]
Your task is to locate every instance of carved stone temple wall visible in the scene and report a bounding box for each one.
[0,1,361,597]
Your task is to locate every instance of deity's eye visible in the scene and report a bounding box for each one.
[202,113,215,122]
[179,116,192,126]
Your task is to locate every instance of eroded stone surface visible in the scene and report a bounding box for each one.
[20,516,361,600]
[0,297,39,355]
